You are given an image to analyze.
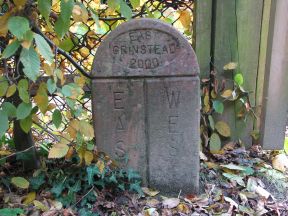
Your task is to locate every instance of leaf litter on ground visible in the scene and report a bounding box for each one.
[1,144,288,215]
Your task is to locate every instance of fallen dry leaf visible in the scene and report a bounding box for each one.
[272,153,288,172]
[142,187,160,197]
[162,198,180,209]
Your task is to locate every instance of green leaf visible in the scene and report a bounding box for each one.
[234,73,244,86]
[0,77,8,97]
[0,208,24,216]
[220,163,246,171]
[0,110,9,137]
[223,173,245,187]
[47,78,57,94]
[34,33,53,64]
[16,102,32,120]
[212,100,224,114]
[209,133,221,153]
[120,0,132,20]
[2,102,17,118]
[59,38,74,52]
[20,47,40,81]
[130,0,140,9]
[107,0,120,10]
[18,79,30,103]
[86,165,100,185]
[208,115,215,130]
[7,16,30,39]
[20,115,32,133]
[1,40,20,59]
[11,176,30,189]
[55,0,74,39]
[38,0,51,21]
[52,109,62,128]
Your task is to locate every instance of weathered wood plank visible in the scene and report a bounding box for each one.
[234,0,263,146]
[194,0,212,78]
[260,0,288,150]
[213,0,238,142]
[213,0,263,146]
[255,0,272,131]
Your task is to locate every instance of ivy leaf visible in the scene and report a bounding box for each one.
[120,0,132,20]
[7,16,30,40]
[234,73,244,86]
[86,165,100,185]
[48,143,69,158]
[0,208,24,216]
[52,109,62,128]
[18,79,30,103]
[34,82,48,114]
[20,115,32,133]
[213,100,224,114]
[16,102,32,120]
[20,47,40,82]
[38,0,51,22]
[34,33,54,64]
[0,110,9,137]
[55,0,74,39]
[11,176,30,189]
[1,40,20,59]
[210,133,221,153]
[215,121,231,137]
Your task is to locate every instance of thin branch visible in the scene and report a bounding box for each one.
[73,186,95,207]
[33,121,60,142]
[0,146,35,161]
[32,25,93,79]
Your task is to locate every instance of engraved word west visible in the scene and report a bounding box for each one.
[91,18,200,194]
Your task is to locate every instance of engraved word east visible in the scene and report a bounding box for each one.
[109,29,180,70]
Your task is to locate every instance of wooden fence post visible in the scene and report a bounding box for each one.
[194,0,212,79]
[212,0,263,147]
[260,0,288,150]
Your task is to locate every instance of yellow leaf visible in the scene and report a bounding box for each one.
[67,119,80,139]
[221,89,233,99]
[272,154,288,172]
[13,0,27,8]
[177,203,190,214]
[23,191,36,205]
[11,177,29,189]
[215,121,231,137]
[34,83,48,114]
[223,62,238,70]
[142,187,160,197]
[72,5,89,23]
[178,10,191,30]
[79,120,94,140]
[46,103,56,111]
[21,40,32,49]
[96,160,105,174]
[65,147,74,160]
[84,151,94,165]
[0,150,12,156]
[43,63,54,76]
[74,76,86,88]
[6,84,17,97]
[33,200,49,211]
[48,143,69,159]
[0,12,11,37]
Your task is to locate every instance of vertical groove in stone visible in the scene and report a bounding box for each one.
[143,78,150,185]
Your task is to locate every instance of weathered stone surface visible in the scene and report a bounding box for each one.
[91,18,200,194]
[147,77,200,194]
[91,18,199,77]
[91,79,146,182]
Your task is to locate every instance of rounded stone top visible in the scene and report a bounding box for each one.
[91,18,199,78]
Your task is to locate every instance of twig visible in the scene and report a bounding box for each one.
[32,25,93,79]
[33,121,60,142]
[73,186,95,207]
[0,146,34,161]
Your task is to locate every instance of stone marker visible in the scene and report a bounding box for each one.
[91,18,200,194]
